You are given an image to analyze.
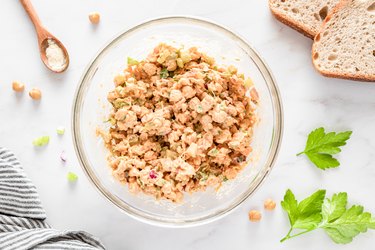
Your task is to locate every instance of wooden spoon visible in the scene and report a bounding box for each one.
[20,0,69,73]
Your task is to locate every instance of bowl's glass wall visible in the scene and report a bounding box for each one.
[73,17,282,226]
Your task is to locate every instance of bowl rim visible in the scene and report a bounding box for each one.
[72,15,283,227]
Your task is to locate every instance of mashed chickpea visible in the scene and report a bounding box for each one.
[100,43,258,202]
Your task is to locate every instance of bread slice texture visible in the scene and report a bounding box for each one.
[312,0,375,82]
[269,0,340,39]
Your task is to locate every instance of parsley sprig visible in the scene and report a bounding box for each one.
[297,127,352,170]
[281,189,375,244]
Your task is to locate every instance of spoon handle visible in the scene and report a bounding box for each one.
[20,0,48,39]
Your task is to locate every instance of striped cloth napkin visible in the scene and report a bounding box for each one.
[0,148,105,250]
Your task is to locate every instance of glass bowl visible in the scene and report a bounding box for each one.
[72,16,283,227]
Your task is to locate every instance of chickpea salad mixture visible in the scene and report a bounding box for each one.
[99,43,259,202]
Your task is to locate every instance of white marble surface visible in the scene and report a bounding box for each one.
[1,0,375,249]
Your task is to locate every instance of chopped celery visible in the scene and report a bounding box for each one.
[67,172,78,182]
[56,126,65,135]
[127,57,139,66]
[32,136,50,146]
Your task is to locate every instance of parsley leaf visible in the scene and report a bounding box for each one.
[297,127,352,170]
[160,68,169,79]
[281,189,299,225]
[323,205,372,244]
[281,189,325,234]
[281,189,375,244]
[294,190,326,230]
[321,192,347,223]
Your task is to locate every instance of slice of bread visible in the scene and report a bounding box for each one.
[269,0,340,39]
[312,0,375,82]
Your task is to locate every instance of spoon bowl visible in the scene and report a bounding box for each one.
[40,37,69,73]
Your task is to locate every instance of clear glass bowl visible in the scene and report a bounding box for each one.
[72,16,283,227]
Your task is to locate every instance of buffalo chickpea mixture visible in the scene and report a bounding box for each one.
[100,43,259,202]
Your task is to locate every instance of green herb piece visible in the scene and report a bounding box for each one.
[155,178,167,187]
[204,74,212,82]
[297,127,352,170]
[197,171,208,182]
[208,148,219,156]
[104,117,116,125]
[137,176,145,188]
[127,57,139,66]
[113,99,131,109]
[218,103,226,110]
[56,126,65,135]
[32,136,50,147]
[160,68,169,79]
[281,189,375,244]
[196,105,203,113]
[67,172,78,182]
[115,86,124,94]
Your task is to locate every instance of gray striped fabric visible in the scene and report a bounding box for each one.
[0,148,105,250]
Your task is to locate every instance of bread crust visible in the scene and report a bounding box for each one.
[314,70,375,82]
[312,0,375,82]
[268,0,316,39]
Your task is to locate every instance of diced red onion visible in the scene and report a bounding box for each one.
[60,151,67,162]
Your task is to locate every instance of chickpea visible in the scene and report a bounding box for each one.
[224,168,237,180]
[114,74,126,86]
[250,88,259,102]
[89,12,100,24]
[29,88,42,100]
[248,210,262,222]
[264,199,277,210]
[12,81,25,92]
[228,65,238,74]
